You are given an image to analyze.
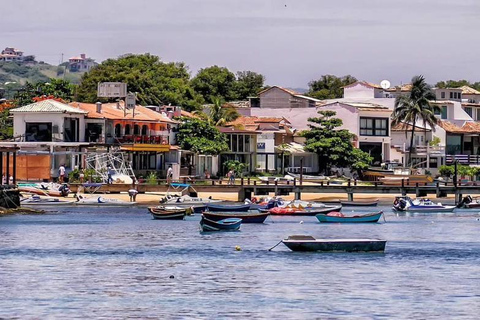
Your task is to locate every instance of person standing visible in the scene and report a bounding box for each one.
[58,164,66,183]
[128,188,138,202]
[228,169,235,185]
[166,165,173,184]
[107,166,114,184]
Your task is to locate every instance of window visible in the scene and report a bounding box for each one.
[133,125,140,135]
[441,91,445,99]
[125,124,131,135]
[25,122,52,142]
[465,107,473,117]
[450,92,453,99]
[360,117,388,136]
[476,108,480,121]
[441,106,448,119]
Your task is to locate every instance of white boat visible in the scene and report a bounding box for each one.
[20,195,75,206]
[392,196,456,213]
[159,195,222,205]
[75,195,135,206]
[277,199,331,209]
[258,175,294,183]
[287,173,330,182]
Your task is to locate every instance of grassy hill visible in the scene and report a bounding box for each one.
[0,62,84,86]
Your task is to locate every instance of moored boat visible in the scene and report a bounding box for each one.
[457,195,480,209]
[202,211,269,223]
[148,207,187,220]
[200,216,242,232]
[268,205,342,216]
[281,235,387,252]
[392,196,455,213]
[75,195,135,206]
[20,195,75,206]
[206,203,251,212]
[160,195,222,205]
[340,199,379,207]
[316,211,383,223]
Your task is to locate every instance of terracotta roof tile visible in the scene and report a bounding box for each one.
[460,86,480,95]
[438,120,480,134]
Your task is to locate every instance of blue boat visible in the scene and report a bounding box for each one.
[200,216,242,232]
[206,203,251,212]
[316,211,383,223]
[202,211,269,223]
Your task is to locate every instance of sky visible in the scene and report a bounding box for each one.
[2,0,480,88]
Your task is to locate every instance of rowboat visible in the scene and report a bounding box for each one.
[281,235,387,252]
[316,211,383,223]
[268,205,342,216]
[148,207,186,220]
[202,211,269,223]
[340,199,379,207]
[206,203,251,212]
[200,216,242,232]
[392,196,456,213]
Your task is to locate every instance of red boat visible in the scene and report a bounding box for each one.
[268,205,342,216]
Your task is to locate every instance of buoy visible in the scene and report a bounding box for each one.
[300,221,304,224]
[235,246,242,251]
[169,275,175,279]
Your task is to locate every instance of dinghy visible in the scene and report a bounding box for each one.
[281,235,387,252]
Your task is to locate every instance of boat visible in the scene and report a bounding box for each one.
[206,203,251,212]
[268,205,342,216]
[281,235,387,252]
[20,195,75,206]
[19,184,70,197]
[287,172,330,182]
[258,175,294,183]
[148,207,187,220]
[277,199,333,209]
[457,195,480,209]
[340,199,379,207]
[160,194,222,205]
[200,216,242,232]
[316,211,383,223]
[75,195,135,206]
[392,196,456,213]
[202,211,269,223]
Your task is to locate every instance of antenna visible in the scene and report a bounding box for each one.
[380,80,391,90]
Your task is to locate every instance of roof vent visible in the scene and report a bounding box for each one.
[96,102,102,113]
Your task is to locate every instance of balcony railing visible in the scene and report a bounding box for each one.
[446,154,480,165]
[114,135,169,145]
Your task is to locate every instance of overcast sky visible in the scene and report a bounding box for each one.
[2,0,479,88]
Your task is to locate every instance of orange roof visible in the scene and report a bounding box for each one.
[226,116,288,128]
[70,102,175,123]
[391,122,430,132]
[460,86,480,95]
[438,120,480,134]
[180,110,197,118]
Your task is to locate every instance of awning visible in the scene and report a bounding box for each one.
[120,144,171,152]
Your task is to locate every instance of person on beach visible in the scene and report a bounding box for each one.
[228,169,235,185]
[128,188,138,202]
[58,164,65,183]
[167,165,173,184]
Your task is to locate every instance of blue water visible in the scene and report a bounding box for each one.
[1,206,480,319]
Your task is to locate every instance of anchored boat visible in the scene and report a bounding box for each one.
[202,211,269,223]
[392,196,455,213]
[200,216,242,232]
[316,211,383,223]
[281,235,387,252]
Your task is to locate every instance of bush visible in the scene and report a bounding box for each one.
[439,165,454,177]
[146,172,158,185]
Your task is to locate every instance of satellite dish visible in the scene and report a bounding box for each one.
[380,80,391,89]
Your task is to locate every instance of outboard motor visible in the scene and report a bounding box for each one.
[397,199,407,210]
[457,195,472,208]
[59,184,70,197]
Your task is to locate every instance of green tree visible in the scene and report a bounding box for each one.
[223,160,247,177]
[391,75,439,167]
[190,65,237,103]
[307,75,357,100]
[77,54,203,111]
[196,98,240,126]
[176,117,229,155]
[234,71,265,100]
[302,110,372,174]
[12,79,76,107]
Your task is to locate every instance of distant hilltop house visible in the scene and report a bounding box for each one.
[0,47,24,62]
[68,53,97,72]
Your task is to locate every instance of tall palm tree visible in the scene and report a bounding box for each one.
[391,75,439,167]
[193,98,240,126]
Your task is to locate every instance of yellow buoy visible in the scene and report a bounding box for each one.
[235,246,242,251]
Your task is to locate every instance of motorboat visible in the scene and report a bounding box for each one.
[20,195,75,206]
[277,199,331,209]
[392,196,456,213]
[316,211,384,223]
[281,235,387,252]
[75,195,135,206]
[457,195,480,209]
[268,205,342,216]
[160,195,222,205]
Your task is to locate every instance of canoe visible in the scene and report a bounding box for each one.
[206,203,251,212]
[316,211,383,223]
[200,216,242,232]
[281,235,387,252]
[340,199,379,207]
[202,211,269,223]
[268,205,342,216]
[148,207,186,220]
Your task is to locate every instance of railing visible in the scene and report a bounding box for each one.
[446,154,480,165]
[115,135,169,145]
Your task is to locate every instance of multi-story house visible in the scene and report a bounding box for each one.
[0,47,24,62]
[68,53,97,72]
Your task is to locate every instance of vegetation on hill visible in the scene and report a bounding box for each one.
[435,79,480,90]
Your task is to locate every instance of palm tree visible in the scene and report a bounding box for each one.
[194,98,240,126]
[391,75,439,167]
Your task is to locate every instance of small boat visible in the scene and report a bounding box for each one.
[281,235,387,252]
[148,207,187,220]
[316,211,383,223]
[200,216,242,232]
[340,199,379,207]
[259,175,294,183]
[268,205,342,216]
[392,196,456,213]
[75,195,135,206]
[160,195,222,205]
[287,173,330,182]
[276,199,333,209]
[457,195,480,209]
[202,211,269,223]
[20,195,75,206]
[206,203,251,212]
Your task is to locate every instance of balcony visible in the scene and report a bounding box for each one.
[446,154,480,165]
[114,135,169,145]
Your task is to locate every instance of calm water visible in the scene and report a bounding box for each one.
[1,205,480,319]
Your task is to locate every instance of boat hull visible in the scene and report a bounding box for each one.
[148,207,186,220]
[202,211,269,223]
[282,238,386,252]
[206,203,251,212]
[200,217,242,232]
[316,212,383,223]
[340,200,378,207]
[269,205,342,216]
[392,206,455,213]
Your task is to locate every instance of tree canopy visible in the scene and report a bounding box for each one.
[76,54,204,111]
[302,110,372,174]
[233,71,265,100]
[175,116,229,155]
[392,75,439,167]
[12,78,76,107]
[435,79,480,91]
[307,75,357,100]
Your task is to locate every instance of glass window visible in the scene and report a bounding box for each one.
[476,108,480,121]
[441,91,445,99]
[450,92,453,99]
[232,134,237,152]
[239,135,244,152]
[245,135,250,152]
[465,107,473,117]
[359,117,388,136]
[25,122,52,142]
[441,106,448,119]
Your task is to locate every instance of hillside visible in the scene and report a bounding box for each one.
[0,62,84,86]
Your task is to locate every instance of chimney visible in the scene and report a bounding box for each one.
[96,102,102,113]
[80,53,86,59]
